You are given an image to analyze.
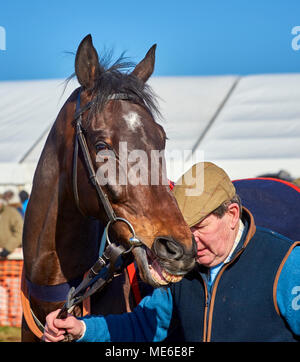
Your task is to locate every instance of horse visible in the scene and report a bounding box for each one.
[21,34,196,341]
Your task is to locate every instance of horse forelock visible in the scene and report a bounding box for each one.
[66,48,161,124]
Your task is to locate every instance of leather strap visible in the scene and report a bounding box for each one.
[20,268,44,340]
[73,89,117,222]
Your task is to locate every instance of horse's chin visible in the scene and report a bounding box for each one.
[131,246,183,288]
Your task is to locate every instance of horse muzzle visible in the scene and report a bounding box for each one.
[132,235,196,287]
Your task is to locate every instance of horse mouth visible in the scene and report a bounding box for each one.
[131,246,183,287]
[146,248,183,285]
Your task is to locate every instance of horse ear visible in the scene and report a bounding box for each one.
[131,44,156,82]
[75,34,101,89]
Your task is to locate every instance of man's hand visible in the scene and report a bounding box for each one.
[43,309,85,342]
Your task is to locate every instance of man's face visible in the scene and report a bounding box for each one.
[191,206,238,268]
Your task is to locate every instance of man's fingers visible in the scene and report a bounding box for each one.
[43,310,83,342]
[54,317,74,330]
[43,324,66,342]
[43,309,69,342]
[45,309,62,334]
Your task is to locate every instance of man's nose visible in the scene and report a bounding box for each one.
[194,236,203,247]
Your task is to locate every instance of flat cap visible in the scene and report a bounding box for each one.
[173,162,236,227]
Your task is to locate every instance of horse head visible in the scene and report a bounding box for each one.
[64,35,196,287]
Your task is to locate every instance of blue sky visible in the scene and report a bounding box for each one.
[1,0,300,80]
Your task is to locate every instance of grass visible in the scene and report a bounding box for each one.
[0,326,21,342]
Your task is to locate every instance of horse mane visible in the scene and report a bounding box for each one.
[66,49,162,122]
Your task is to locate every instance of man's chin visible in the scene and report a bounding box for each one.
[196,255,212,267]
[197,251,221,267]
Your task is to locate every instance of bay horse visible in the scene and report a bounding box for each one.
[21,35,196,341]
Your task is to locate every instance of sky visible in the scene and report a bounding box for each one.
[1,0,300,81]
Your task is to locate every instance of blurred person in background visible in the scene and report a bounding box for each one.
[0,196,23,259]
[2,189,23,216]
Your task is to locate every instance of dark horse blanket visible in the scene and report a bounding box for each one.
[233,178,300,242]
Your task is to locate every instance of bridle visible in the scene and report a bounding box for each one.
[73,88,122,222]
[72,88,143,244]
[23,88,152,341]
[56,89,144,321]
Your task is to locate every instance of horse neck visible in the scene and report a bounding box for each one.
[23,129,101,285]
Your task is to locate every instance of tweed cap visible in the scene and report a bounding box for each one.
[173,162,236,227]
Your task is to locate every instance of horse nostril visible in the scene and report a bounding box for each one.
[153,236,184,260]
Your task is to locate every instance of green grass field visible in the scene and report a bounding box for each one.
[0,326,21,342]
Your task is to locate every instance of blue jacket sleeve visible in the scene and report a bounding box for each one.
[78,287,173,342]
[276,245,300,336]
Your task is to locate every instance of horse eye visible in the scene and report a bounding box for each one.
[95,142,109,152]
[95,142,114,163]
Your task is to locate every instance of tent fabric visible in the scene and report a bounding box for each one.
[149,76,238,182]
[149,76,238,153]
[233,178,300,241]
[196,73,300,181]
[0,78,78,163]
[0,74,300,188]
[0,78,79,189]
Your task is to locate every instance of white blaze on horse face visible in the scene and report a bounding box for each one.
[123,112,142,132]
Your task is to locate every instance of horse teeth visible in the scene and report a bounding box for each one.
[162,269,183,283]
[147,255,183,285]
[151,271,168,285]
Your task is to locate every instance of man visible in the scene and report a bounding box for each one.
[0,197,23,259]
[43,162,300,342]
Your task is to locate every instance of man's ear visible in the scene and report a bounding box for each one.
[131,44,156,82]
[75,34,101,89]
[227,203,240,229]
